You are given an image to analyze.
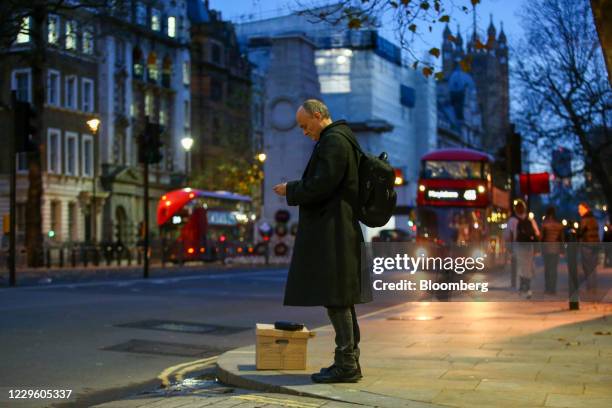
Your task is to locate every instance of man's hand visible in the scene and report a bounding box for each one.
[273,182,287,196]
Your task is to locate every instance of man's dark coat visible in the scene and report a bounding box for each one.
[284,120,373,307]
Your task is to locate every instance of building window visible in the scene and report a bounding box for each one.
[68,202,77,241]
[65,132,78,176]
[212,44,221,64]
[65,75,77,109]
[47,128,61,174]
[12,69,32,102]
[162,56,172,87]
[145,92,153,117]
[65,20,77,50]
[211,79,222,101]
[182,61,190,85]
[151,9,161,31]
[315,49,352,94]
[16,17,30,44]
[136,3,147,25]
[81,78,94,112]
[133,47,144,79]
[82,135,93,177]
[50,201,61,240]
[167,16,176,38]
[47,15,60,44]
[160,98,167,125]
[47,70,60,106]
[184,100,190,128]
[82,28,94,55]
[147,53,159,83]
[400,85,416,108]
[17,153,28,172]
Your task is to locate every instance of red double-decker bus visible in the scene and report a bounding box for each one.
[416,148,510,250]
[157,188,256,263]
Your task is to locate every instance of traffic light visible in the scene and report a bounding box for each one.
[13,100,38,153]
[138,121,165,164]
[148,122,164,164]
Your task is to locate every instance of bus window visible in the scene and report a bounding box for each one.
[423,161,484,180]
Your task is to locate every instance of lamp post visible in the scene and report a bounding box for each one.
[181,136,193,185]
[86,118,100,244]
[256,152,266,218]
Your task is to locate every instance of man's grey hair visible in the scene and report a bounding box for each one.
[301,99,330,119]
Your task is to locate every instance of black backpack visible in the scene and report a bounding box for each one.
[339,134,397,227]
[516,217,537,242]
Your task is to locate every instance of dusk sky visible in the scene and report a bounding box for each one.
[209,0,526,63]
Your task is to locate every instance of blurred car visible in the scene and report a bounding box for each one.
[372,228,414,242]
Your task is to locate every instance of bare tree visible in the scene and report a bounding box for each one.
[514,0,612,220]
[1,0,125,266]
[295,0,482,78]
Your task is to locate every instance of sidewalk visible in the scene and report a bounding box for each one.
[217,300,612,408]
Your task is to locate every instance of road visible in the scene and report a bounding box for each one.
[0,267,411,407]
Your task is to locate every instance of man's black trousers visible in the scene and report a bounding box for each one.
[325,305,360,370]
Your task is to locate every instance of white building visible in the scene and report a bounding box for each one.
[237,11,437,239]
[97,0,191,244]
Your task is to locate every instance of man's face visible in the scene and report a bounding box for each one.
[296,108,323,141]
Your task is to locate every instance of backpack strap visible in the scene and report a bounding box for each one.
[336,132,364,157]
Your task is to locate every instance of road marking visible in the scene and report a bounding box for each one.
[0,269,287,291]
[233,394,323,408]
[157,355,218,387]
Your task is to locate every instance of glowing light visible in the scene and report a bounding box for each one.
[419,184,426,192]
[181,136,194,151]
[187,247,195,254]
[408,220,414,227]
[473,222,479,229]
[528,212,535,220]
[86,118,100,133]
[237,247,243,253]
[257,153,266,162]
[604,226,608,232]
[162,195,167,200]
[48,230,55,238]
[188,193,195,199]
[336,55,347,64]
[463,189,477,201]
[220,235,226,242]
[200,247,205,253]
[394,176,404,186]
[165,200,172,207]
[172,216,182,224]
[573,222,579,229]
[477,185,486,193]
[562,219,568,226]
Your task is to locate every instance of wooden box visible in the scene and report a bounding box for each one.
[255,323,315,370]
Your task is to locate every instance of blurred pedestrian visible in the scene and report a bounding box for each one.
[541,206,564,294]
[507,199,540,299]
[577,202,600,291]
[273,99,369,383]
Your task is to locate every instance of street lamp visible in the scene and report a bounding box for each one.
[86,118,100,244]
[181,136,193,185]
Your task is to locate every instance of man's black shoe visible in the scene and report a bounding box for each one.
[319,363,362,378]
[311,366,361,383]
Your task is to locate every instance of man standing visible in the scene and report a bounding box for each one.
[578,202,600,292]
[273,99,371,383]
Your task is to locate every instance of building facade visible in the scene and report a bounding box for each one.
[187,0,252,182]
[439,19,509,153]
[97,0,191,245]
[1,9,103,250]
[236,10,437,238]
